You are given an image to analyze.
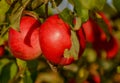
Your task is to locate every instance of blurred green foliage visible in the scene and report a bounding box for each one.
[0,0,120,83]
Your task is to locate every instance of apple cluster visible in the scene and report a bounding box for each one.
[83,12,119,59]
[8,12,119,65]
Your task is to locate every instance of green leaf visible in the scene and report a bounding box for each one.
[10,63,18,79]
[16,59,27,74]
[79,8,89,22]
[113,0,120,12]
[79,0,95,10]
[73,16,81,30]
[23,69,33,83]
[13,58,27,83]
[0,26,9,44]
[64,30,80,60]
[59,8,74,28]
[0,0,10,23]
[30,0,44,10]
[35,3,53,18]
[79,0,106,10]
[8,0,31,30]
[68,0,74,5]
[94,0,106,10]
[0,58,10,74]
[0,62,13,83]
[73,0,89,22]
[70,30,80,60]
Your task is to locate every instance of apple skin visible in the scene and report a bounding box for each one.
[68,78,76,83]
[99,35,119,59]
[77,27,86,57]
[8,16,42,60]
[39,14,74,65]
[0,45,5,57]
[82,18,107,43]
[92,75,101,83]
[93,35,119,59]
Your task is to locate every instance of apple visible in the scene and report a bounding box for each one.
[92,75,101,83]
[77,27,86,57]
[82,18,107,43]
[0,45,5,57]
[101,35,119,59]
[68,78,76,83]
[8,16,42,60]
[39,14,75,65]
[82,12,119,59]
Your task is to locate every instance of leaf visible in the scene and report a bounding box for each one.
[26,60,39,81]
[10,62,18,79]
[68,0,74,5]
[31,0,44,10]
[113,0,120,12]
[79,0,95,9]
[0,58,10,74]
[70,30,80,60]
[12,58,27,83]
[73,0,89,22]
[64,30,80,60]
[35,3,53,18]
[23,69,33,83]
[8,0,31,30]
[59,8,74,28]
[73,16,81,30]
[0,0,10,23]
[79,8,89,22]
[0,62,13,83]
[79,0,106,10]
[16,59,27,74]
[94,0,106,10]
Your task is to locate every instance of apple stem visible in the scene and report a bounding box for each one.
[47,60,58,73]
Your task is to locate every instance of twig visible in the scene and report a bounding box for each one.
[50,0,60,13]
[45,2,48,18]
[47,60,58,73]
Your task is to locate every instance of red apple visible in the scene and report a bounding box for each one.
[8,16,42,60]
[82,12,119,59]
[68,78,76,83]
[39,14,74,65]
[92,75,101,83]
[102,35,119,59]
[0,45,5,57]
[82,18,107,43]
[77,27,86,57]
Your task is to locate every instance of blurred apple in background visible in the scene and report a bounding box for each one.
[0,45,5,57]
